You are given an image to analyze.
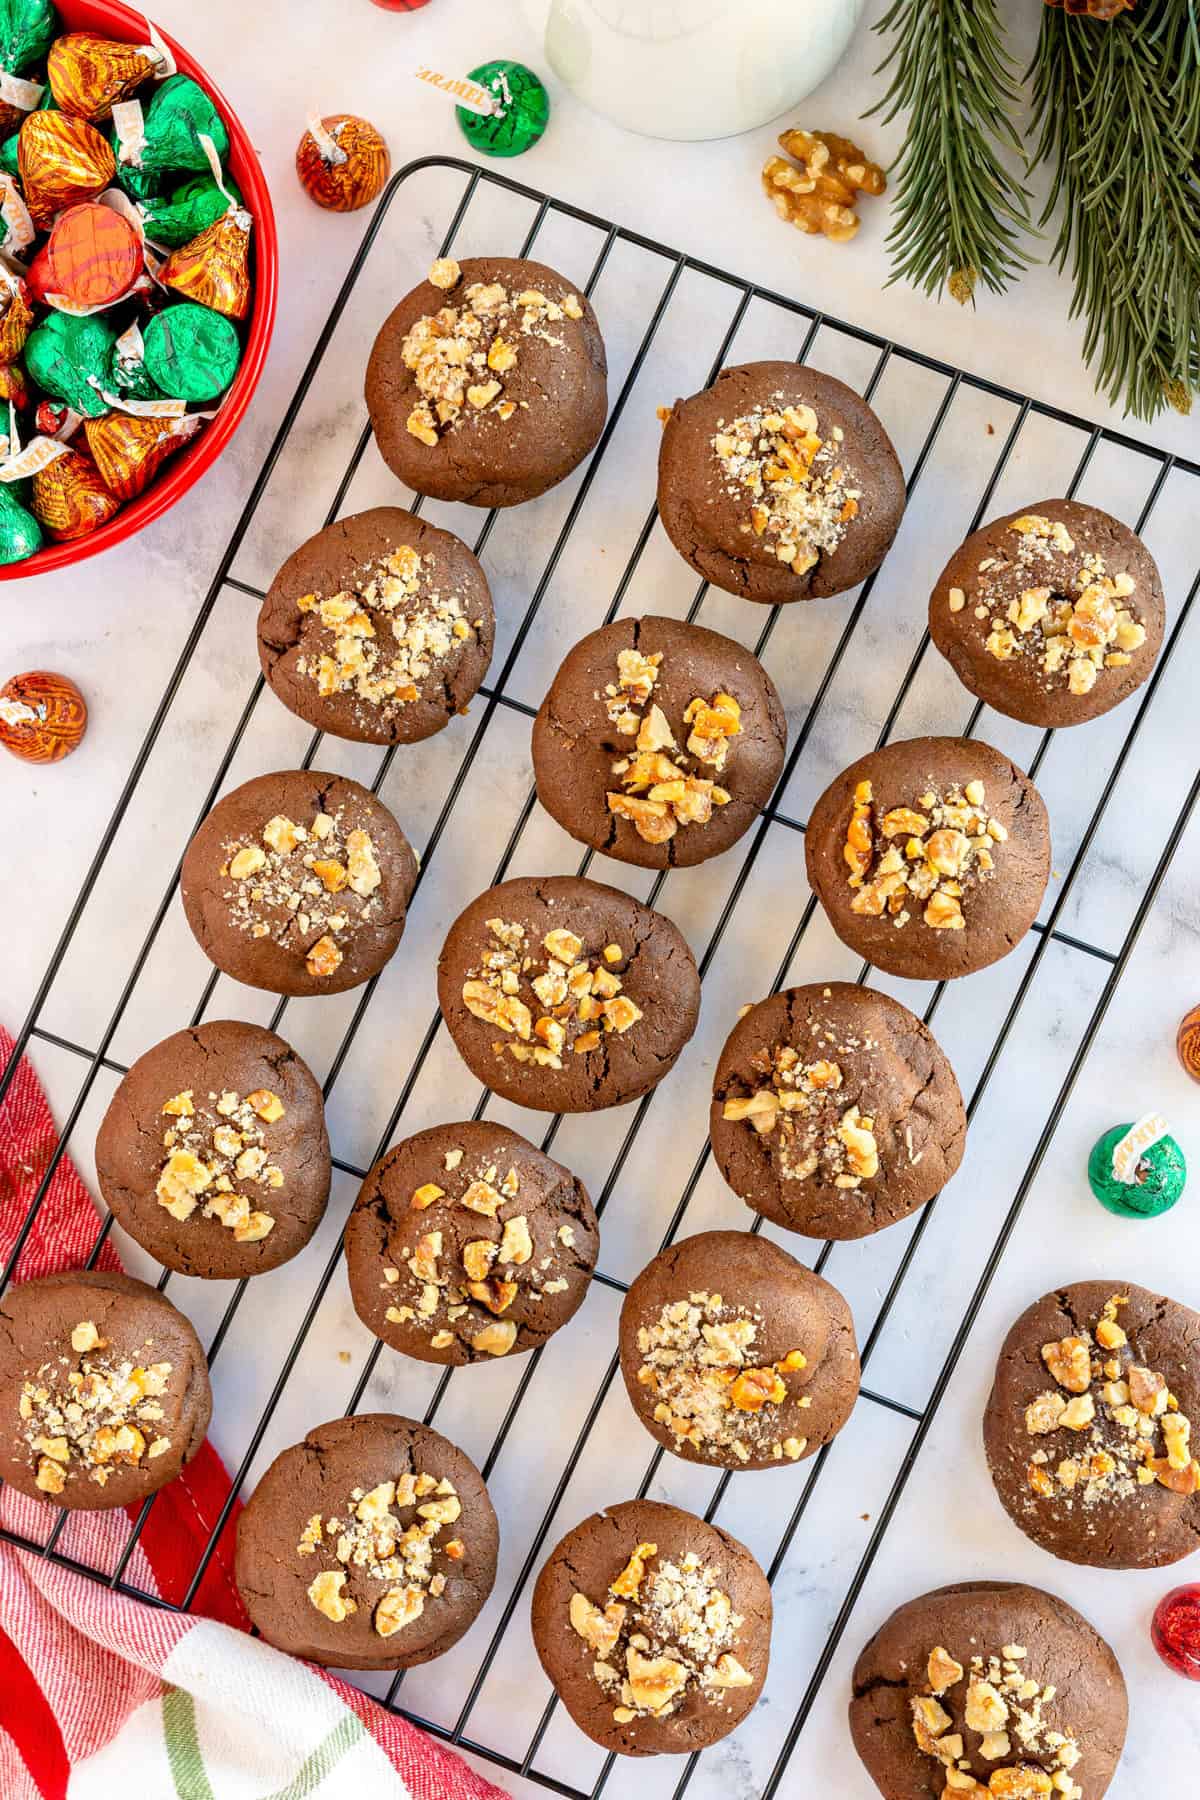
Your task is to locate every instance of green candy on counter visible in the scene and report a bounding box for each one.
[1088,1116,1187,1220]
[143,302,240,404]
[457,60,549,159]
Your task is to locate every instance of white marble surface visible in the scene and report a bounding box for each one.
[2,2,1200,1796]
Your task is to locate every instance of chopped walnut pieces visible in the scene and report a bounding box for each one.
[762,127,886,243]
[308,1569,355,1621]
[600,652,740,844]
[711,395,859,571]
[1024,1392,1066,1435]
[845,776,1002,932]
[306,934,343,979]
[222,804,384,973]
[411,1182,445,1211]
[1128,1364,1168,1416]
[155,1086,282,1242]
[1041,1337,1092,1395]
[927,1645,964,1694]
[570,1591,625,1655]
[463,914,645,1070]
[956,512,1148,699]
[472,1319,518,1356]
[428,257,460,291]
[301,1467,462,1635]
[400,270,583,442]
[573,1542,751,1724]
[611,1541,657,1599]
[636,1290,806,1461]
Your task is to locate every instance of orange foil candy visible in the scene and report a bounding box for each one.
[295,114,390,212]
[18,112,117,227]
[0,281,33,364]
[0,671,88,763]
[85,411,200,500]
[31,447,121,540]
[27,202,144,311]
[48,32,164,124]
[161,208,251,320]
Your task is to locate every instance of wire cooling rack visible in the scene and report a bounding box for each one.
[3,158,1200,1799]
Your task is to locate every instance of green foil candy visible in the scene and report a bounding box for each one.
[140,171,242,249]
[457,60,549,159]
[0,0,57,76]
[143,302,240,403]
[0,479,42,562]
[118,75,230,190]
[24,311,116,418]
[1088,1117,1187,1220]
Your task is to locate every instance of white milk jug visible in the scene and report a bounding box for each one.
[522,0,865,141]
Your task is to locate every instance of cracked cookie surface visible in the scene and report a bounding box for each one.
[805,736,1050,981]
[180,769,418,997]
[532,614,786,870]
[0,1269,211,1512]
[437,874,701,1112]
[984,1280,1200,1569]
[235,1412,498,1669]
[365,255,607,509]
[711,983,965,1239]
[657,361,904,605]
[258,506,495,746]
[96,1021,331,1280]
[930,500,1164,730]
[532,1497,771,1755]
[345,1120,598,1365]
[850,1580,1127,1800]
[619,1230,859,1471]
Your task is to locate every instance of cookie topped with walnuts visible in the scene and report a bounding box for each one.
[365,254,608,508]
[181,770,417,997]
[532,614,786,870]
[805,736,1051,981]
[930,499,1165,728]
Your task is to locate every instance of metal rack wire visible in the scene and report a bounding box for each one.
[3,158,1199,1798]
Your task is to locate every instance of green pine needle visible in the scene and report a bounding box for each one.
[1030,0,1200,421]
[869,0,1034,304]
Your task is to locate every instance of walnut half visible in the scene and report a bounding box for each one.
[763,128,886,244]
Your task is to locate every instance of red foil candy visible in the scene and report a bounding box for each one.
[295,114,389,212]
[26,202,144,312]
[18,111,117,228]
[31,447,121,540]
[161,208,251,320]
[1152,1585,1200,1680]
[0,670,88,763]
[48,31,164,124]
[36,399,69,435]
[85,410,199,500]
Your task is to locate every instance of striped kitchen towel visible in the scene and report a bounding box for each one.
[0,1029,509,1800]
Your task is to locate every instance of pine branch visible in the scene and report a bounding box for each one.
[1030,0,1200,419]
[869,0,1034,304]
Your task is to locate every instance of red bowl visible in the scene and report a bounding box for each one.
[0,0,278,579]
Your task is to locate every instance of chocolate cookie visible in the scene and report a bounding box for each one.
[345,1121,599,1365]
[805,736,1050,982]
[710,983,966,1239]
[95,1021,331,1281]
[983,1279,1200,1569]
[365,255,607,508]
[618,1230,859,1470]
[437,875,701,1112]
[657,362,904,605]
[532,614,786,869]
[0,1269,211,1511]
[235,1412,498,1669]
[930,500,1165,729]
[180,770,418,997]
[849,1580,1127,1800]
[257,507,495,746]
[531,1498,771,1756]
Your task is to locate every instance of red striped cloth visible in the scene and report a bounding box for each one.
[0,1030,509,1799]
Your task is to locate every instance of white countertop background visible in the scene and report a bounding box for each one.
[2,2,1199,1795]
